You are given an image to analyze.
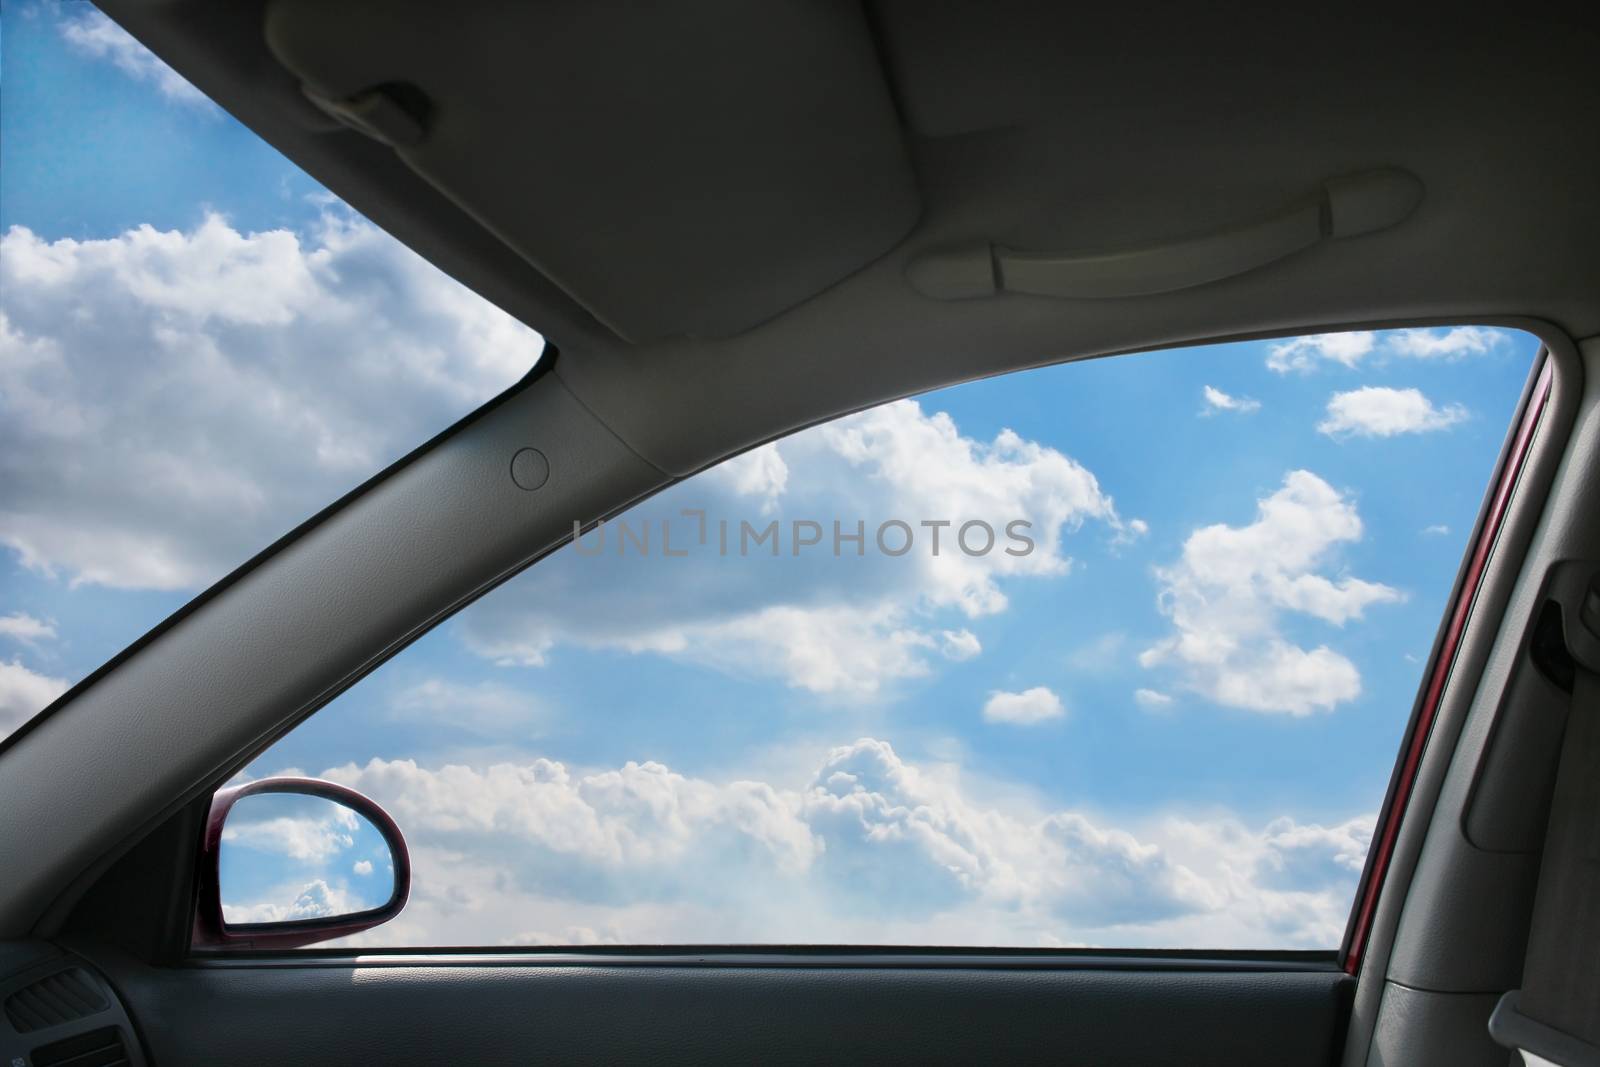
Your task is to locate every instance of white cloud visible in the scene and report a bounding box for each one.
[222,804,360,863]
[616,602,953,696]
[717,444,789,513]
[353,860,375,876]
[818,403,1129,611]
[1133,688,1172,709]
[1142,470,1402,715]
[1,213,541,590]
[0,612,56,647]
[458,399,1128,696]
[54,7,214,109]
[1266,331,1376,373]
[503,925,623,948]
[1257,814,1374,887]
[939,629,982,661]
[982,687,1065,725]
[1201,386,1261,414]
[1317,387,1467,438]
[313,738,1373,948]
[1421,524,1450,536]
[224,879,358,924]
[1267,326,1507,374]
[56,8,215,110]
[318,752,821,932]
[0,659,70,737]
[1387,326,1506,359]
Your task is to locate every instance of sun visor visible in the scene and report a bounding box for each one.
[265,0,921,342]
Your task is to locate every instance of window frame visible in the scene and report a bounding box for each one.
[43,326,1565,971]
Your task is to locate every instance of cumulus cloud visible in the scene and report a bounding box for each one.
[939,629,982,661]
[56,7,214,109]
[458,399,1132,696]
[630,603,957,696]
[224,879,360,924]
[1141,471,1402,715]
[0,612,56,647]
[223,803,360,863]
[1266,326,1508,373]
[353,860,374,876]
[1421,524,1450,537]
[717,445,789,513]
[817,403,1132,611]
[0,213,541,590]
[1201,386,1261,414]
[0,658,70,737]
[326,754,818,883]
[503,925,624,948]
[1317,387,1467,438]
[1386,326,1506,359]
[1266,332,1377,373]
[982,687,1065,725]
[0,613,65,738]
[1255,814,1373,890]
[1133,688,1173,709]
[314,738,1372,948]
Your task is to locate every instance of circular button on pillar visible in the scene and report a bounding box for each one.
[510,448,550,491]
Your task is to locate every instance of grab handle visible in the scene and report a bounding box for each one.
[907,169,1423,301]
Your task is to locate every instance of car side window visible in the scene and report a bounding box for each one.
[227,328,1538,949]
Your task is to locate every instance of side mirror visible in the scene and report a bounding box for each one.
[194,776,410,950]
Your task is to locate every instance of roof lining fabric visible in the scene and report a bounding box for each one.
[265,0,921,343]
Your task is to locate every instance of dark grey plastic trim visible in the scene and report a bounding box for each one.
[94,945,1355,1067]
[1490,990,1600,1067]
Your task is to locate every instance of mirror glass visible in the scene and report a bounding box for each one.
[219,791,395,925]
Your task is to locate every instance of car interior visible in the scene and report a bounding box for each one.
[2,4,1599,1065]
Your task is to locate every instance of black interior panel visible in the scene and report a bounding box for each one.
[0,943,147,1067]
[97,952,1351,1066]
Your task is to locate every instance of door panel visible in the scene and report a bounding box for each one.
[93,951,1351,1066]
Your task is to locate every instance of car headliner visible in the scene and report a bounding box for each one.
[89,3,1600,475]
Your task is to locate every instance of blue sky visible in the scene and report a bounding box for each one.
[1,4,1538,949]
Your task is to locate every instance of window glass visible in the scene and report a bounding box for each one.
[241,327,1536,949]
[0,3,541,740]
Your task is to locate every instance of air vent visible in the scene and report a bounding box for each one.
[30,1025,129,1067]
[4,967,108,1032]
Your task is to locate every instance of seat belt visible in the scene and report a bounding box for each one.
[1489,576,1600,1067]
